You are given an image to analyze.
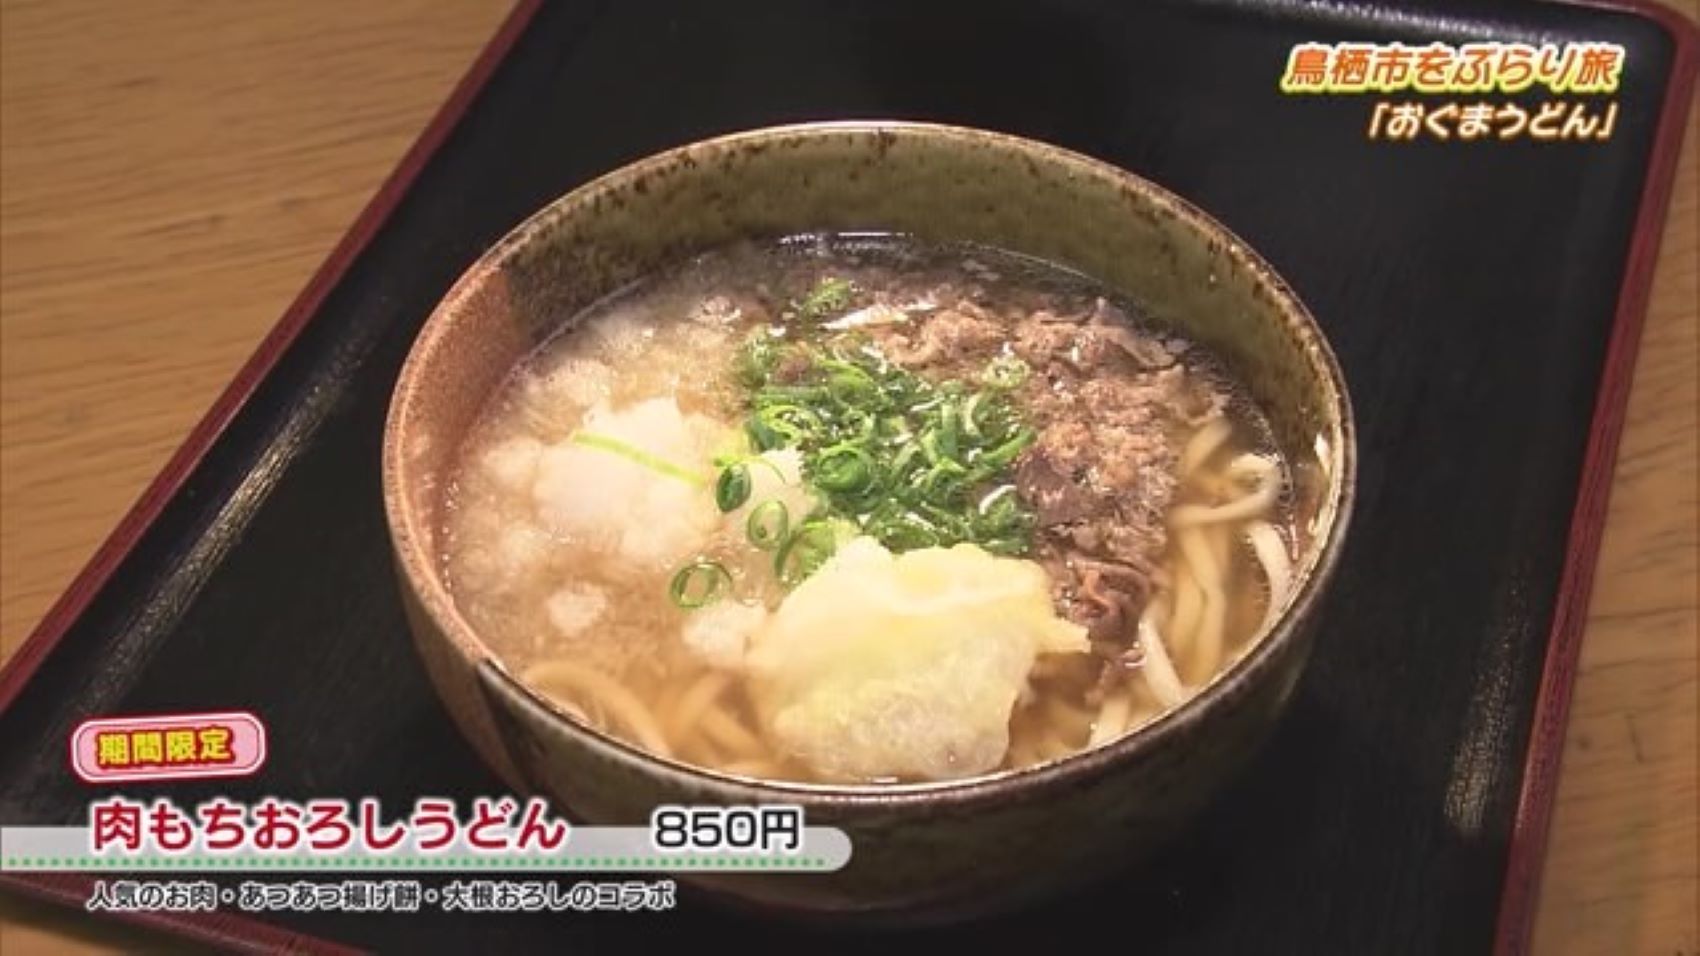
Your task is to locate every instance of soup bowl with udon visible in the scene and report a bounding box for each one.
[383,122,1354,922]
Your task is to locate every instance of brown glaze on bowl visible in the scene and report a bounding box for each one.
[382,121,1356,922]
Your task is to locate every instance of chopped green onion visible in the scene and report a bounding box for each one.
[978,537,1026,556]
[981,354,1031,390]
[888,442,921,478]
[934,405,961,459]
[979,427,1036,470]
[715,451,791,485]
[846,408,880,443]
[746,415,783,452]
[669,561,730,609]
[753,404,821,447]
[820,360,879,404]
[746,500,790,551]
[774,518,854,588]
[961,393,986,439]
[870,511,942,551]
[715,464,752,512]
[978,483,1019,515]
[792,277,854,321]
[571,432,706,486]
[918,459,968,495]
[729,325,1039,560]
[812,445,876,493]
[758,384,830,403]
[734,335,780,389]
[919,429,944,466]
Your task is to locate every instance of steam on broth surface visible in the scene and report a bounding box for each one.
[442,235,1296,785]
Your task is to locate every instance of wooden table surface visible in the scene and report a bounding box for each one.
[1,1,1694,952]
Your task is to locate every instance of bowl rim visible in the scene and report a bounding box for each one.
[383,119,1358,805]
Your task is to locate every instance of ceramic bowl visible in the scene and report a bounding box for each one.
[382,121,1355,922]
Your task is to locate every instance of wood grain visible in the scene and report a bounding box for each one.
[0,1,1692,953]
[1528,3,1699,947]
[0,2,515,952]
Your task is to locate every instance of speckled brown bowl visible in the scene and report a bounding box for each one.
[382,121,1355,923]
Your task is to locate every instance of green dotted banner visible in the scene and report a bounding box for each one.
[0,827,851,873]
[2,855,830,871]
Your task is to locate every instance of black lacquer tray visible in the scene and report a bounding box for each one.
[2,1,1693,953]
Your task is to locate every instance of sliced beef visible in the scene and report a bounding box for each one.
[1015,447,1102,526]
[876,304,1004,370]
[1073,556,1154,641]
[1092,423,1175,500]
[872,293,1228,645]
[1008,316,1190,644]
[1031,421,1094,477]
[1011,298,1185,377]
[1085,298,1178,370]
[1013,311,1082,368]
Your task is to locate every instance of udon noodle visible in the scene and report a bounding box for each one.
[441,236,1298,784]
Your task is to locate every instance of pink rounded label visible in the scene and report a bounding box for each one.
[70,711,267,784]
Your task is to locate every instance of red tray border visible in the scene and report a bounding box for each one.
[1492,2,1698,954]
[1,1,1693,952]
